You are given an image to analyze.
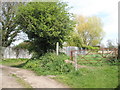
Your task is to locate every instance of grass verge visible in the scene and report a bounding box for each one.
[1,58,29,66]
[12,74,32,88]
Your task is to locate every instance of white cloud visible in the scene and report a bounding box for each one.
[64,0,119,46]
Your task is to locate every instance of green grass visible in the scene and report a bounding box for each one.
[54,65,118,88]
[12,74,32,88]
[0,58,29,66]
[1,54,119,88]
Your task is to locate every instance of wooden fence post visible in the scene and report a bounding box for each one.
[74,51,78,71]
[70,51,73,60]
[56,42,59,55]
[102,48,104,57]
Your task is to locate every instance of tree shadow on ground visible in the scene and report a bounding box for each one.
[11,60,29,68]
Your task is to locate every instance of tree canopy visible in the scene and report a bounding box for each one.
[16,2,75,56]
[66,31,82,47]
[75,15,105,46]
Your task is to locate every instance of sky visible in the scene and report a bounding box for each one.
[63,0,119,47]
[12,0,119,47]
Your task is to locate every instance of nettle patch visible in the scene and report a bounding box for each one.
[23,53,74,75]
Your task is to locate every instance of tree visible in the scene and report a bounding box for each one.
[0,2,22,47]
[15,2,75,57]
[107,39,115,49]
[66,31,82,47]
[13,41,30,50]
[75,16,105,46]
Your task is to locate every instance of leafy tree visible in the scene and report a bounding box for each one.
[13,41,30,50]
[66,31,82,47]
[75,15,105,46]
[15,2,75,57]
[0,2,23,47]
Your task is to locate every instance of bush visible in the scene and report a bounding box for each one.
[105,56,118,65]
[31,52,41,59]
[23,52,74,75]
[13,41,31,50]
[86,46,99,50]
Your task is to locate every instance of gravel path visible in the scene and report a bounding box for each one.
[0,65,68,88]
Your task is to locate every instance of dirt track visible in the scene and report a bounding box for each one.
[0,65,68,88]
[0,65,23,89]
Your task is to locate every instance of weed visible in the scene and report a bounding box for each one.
[23,52,74,75]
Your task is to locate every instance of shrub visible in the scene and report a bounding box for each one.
[105,56,118,65]
[13,41,30,50]
[23,52,74,75]
[39,53,74,74]
[86,46,99,50]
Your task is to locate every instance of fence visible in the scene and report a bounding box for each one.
[1,47,32,59]
[59,46,79,56]
[70,48,118,70]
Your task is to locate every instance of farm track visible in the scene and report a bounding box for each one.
[0,65,24,88]
[0,65,68,88]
